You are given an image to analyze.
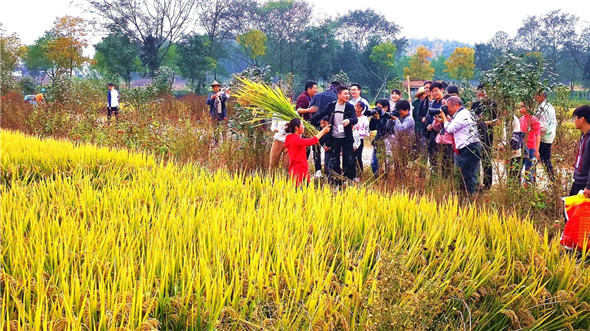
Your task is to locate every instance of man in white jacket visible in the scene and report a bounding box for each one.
[535,92,557,181]
[107,83,119,120]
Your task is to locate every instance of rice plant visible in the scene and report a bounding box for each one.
[1,130,588,330]
[233,77,318,135]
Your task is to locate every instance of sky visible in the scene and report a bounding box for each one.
[1,0,589,54]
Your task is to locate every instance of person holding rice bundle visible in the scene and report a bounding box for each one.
[284,118,331,186]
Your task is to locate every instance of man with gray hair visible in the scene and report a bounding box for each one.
[440,96,482,195]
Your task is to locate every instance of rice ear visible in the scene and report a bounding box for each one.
[233,77,318,135]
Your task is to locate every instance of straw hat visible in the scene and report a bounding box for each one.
[210,80,223,87]
[415,86,427,98]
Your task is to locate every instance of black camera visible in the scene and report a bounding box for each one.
[363,106,383,117]
[429,105,449,116]
[390,109,400,118]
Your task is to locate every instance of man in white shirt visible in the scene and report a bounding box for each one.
[535,91,557,181]
[107,83,119,120]
[441,96,481,195]
[349,83,369,108]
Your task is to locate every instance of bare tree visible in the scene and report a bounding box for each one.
[489,31,514,53]
[255,0,312,74]
[195,0,256,78]
[334,9,405,51]
[87,0,197,75]
[516,16,541,52]
[540,10,578,69]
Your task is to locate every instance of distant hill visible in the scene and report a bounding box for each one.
[405,38,473,58]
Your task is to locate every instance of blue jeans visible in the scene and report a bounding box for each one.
[371,147,379,175]
[523,148,536,184]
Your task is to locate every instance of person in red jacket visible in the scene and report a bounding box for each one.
[284,118,331,186]
[519,101,541,185]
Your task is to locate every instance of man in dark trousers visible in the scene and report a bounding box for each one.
[298,81,340,177]
[471,85,498,190]
[442,96,482,195]
[423,81,445,170]
[107,83,119,120]
[206,81,229,123]
[311,86,358,182]
[535,91,557,182]
[296,81,321,176]
[570,105,590,197]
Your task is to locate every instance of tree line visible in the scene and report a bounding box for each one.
[1,1,589,98]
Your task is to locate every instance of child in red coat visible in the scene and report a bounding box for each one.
[284,118,331,185]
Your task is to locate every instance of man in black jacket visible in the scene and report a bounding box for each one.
[471,85,498,190]
[571,105,590,197]
[368,99,392,176]
[298,81,340,177]
[311,86,358,181]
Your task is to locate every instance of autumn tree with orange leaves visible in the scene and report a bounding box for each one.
[44,16,90,80]
[444,47,475,80]
[403,46,434,80]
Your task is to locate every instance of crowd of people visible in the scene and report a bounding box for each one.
[202,80,589,197]
[287,80,565,195]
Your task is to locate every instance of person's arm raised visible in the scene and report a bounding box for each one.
[315,125,331,140]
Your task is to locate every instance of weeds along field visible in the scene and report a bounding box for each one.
[1,130,589,330]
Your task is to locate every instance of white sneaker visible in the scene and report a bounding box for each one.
[314,170,323,178]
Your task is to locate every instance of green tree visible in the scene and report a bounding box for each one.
[474,42,498,74]
[489,31,514,53]
[370,42,397,94]
[334,9,406,52]
[0,25,25,92]
[540,10,577,71]
[302,24,338,81]
[93,33,141,85]
[161,43,180,75]
[370,42,397,71]
[403,46,434,80]
[431,54,449,81]
[88,0,196,75]
[236,29,267,66]
[24,34,54,80]
[444,47,475,80]
[177,34,214,93]
[257,0,311,75]
[481,53,555,112]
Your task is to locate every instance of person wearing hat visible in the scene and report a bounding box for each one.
[412,86,428,137]
[207,81,229,122]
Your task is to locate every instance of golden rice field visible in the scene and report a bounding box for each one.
[1,130,589,330]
